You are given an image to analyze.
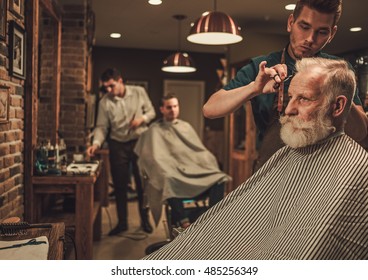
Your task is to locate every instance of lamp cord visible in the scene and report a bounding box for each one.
[173,14,186,52]
[178,19,181,51]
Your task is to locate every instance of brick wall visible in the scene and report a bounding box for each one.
[59,4,88,155]
[38,14,59,142]
[37,4,89,156]
[0,10,25,220]
[0,2,91,221]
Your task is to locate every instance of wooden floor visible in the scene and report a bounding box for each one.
[92,198,168,260]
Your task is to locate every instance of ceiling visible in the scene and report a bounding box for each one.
[91,0,368,60]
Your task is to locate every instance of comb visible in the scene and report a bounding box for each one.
[0,222,52,236]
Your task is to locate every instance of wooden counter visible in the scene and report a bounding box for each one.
[94,149,110,207]
[31,160,108,260]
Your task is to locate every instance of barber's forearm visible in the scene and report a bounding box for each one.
[203,84,257,119]
[143,109,156,123]
[345,104,368,142]
[93,126,107,147]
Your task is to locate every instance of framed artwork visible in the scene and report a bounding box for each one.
[9,21,26,79]
[0,0,6,40]
[0,90,9,123]
[164,79,205,139]
[9,0,23,19]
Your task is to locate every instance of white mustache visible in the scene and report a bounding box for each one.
[280,115,311,130]
[280,113,336,148]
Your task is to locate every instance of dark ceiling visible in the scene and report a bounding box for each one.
[91,0,368,58]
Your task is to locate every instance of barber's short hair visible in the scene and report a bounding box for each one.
[100,68,122,82]
[161,93,179,106]
[295,57,356,118]
[293,0,342,26]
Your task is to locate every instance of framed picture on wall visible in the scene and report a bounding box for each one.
[9,0,24,19]
[9,21,26,79]
[0,0,6,40]
[0,90,9,123]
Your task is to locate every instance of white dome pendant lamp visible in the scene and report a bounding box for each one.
[187,0,243,45]
[162,15,196,73]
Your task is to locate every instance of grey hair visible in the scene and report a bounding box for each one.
[295,57,356,119]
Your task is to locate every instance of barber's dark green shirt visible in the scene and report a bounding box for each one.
[224,49,362,144]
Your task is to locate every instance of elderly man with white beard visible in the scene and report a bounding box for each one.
[144,57,368,260]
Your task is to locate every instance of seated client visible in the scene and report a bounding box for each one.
[134,93,230,229]
[144,57,368,260]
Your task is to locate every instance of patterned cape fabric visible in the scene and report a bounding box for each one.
[144,134,368,260]
[134,119,230,225]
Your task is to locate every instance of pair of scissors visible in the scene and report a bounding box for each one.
[0,238,47,250]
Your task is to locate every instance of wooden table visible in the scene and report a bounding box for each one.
[94,149,110,207]
[0,223,65,260]
[31,161,108,260]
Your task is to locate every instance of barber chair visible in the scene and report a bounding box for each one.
[165,194,209,240]
[144,194,210,255]
[143,174,225,255]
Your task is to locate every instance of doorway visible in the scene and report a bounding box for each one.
[163,80,205,140]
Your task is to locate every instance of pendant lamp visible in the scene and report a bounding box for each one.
[148,0,162,5]
[187,0,242,45]
[162,15,196,73]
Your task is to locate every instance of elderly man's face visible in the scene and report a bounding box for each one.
[280,69,336,148]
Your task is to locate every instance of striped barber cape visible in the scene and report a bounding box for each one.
[144,134,368,260]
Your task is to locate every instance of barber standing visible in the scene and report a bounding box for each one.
[203,0,368,171]
[87,68,156,235]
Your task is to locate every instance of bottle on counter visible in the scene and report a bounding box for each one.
[47,141,56,169]
[59,138,67,164]
[55,143,60,167]
[60,157,67,174]
[35,141,49,175]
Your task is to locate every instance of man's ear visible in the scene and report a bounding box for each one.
[332,95,347,117]
[327,25,338,44]
[287,14,294,32]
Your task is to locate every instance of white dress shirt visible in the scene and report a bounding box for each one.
[93,85,155,147]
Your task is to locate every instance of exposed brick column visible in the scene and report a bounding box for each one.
[38,15,58,142]
[60,4,88,155]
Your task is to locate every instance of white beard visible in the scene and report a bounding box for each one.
[280,108,336,149]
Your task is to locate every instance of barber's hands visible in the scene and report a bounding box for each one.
[253,61,288,95]
[128,117,145,132]
[86,144,99,157]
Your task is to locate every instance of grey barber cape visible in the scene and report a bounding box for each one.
[144,133,368,260]
[134,119,230,225]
